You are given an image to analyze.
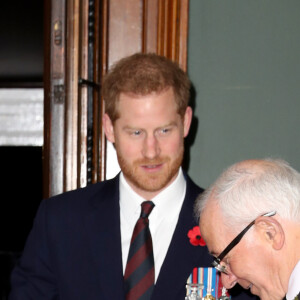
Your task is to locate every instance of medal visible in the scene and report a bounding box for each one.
[186,267,230,300]
[203,268,215,300]
[204,294,216,300]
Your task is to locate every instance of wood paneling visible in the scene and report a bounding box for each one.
[157,0,189,70]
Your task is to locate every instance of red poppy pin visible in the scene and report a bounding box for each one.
[187,226,206,246]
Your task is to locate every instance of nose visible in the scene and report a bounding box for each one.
[221,272,238,289]
[142,133,160,159]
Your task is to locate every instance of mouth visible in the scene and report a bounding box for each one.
[141,164,163,172]
[141,162,163,172]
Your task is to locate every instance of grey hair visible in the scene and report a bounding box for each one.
[195,158,300,230]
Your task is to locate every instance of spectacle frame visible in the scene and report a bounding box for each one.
[212,210,276,274]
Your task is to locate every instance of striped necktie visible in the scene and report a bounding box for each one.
[124,201,155,300]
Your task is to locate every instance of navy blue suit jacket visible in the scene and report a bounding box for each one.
[9,174,255,300]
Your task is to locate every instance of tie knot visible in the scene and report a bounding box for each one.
[140,201,155,218]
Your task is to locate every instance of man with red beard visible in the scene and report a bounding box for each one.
[10,53,255,300]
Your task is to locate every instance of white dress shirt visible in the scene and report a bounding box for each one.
[119,168,186,282]
[286,260,300,300]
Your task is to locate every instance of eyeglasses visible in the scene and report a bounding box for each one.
[212,211,276,274]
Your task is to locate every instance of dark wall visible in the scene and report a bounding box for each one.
[0,146,43,299]
[0,147,43,252]
[0,0,44,248]
[0,0,44,84]
[0,1,44,297]
[0,0,44,249]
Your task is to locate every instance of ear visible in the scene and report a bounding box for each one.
[255,216,285,250]
[102,113,115,143]
[183,106,193,137]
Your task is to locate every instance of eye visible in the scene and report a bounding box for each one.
[222,258,231,273]
[132,130,141,136]
[218,260,229,274]
[212,255,230,274]
[127,129,144,138]
[157,127,172,136]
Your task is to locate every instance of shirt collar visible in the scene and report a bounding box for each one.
[286,260,300,300]
[119,168,186,220]
[150,168,186,222]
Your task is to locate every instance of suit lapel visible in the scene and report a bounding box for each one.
[83,173,211,299]
[84,175,125,300]
[152,175,211,299]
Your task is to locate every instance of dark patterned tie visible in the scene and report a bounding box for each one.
[124,201,155,300]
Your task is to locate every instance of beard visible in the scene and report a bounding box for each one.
[116,146,184,193]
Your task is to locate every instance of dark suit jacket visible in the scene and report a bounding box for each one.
[9,174,255,300]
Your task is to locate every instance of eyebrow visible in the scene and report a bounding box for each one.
[123,122,177,131]
[123,126,140,130]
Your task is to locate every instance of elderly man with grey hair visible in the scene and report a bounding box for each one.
[195,158,300,300]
